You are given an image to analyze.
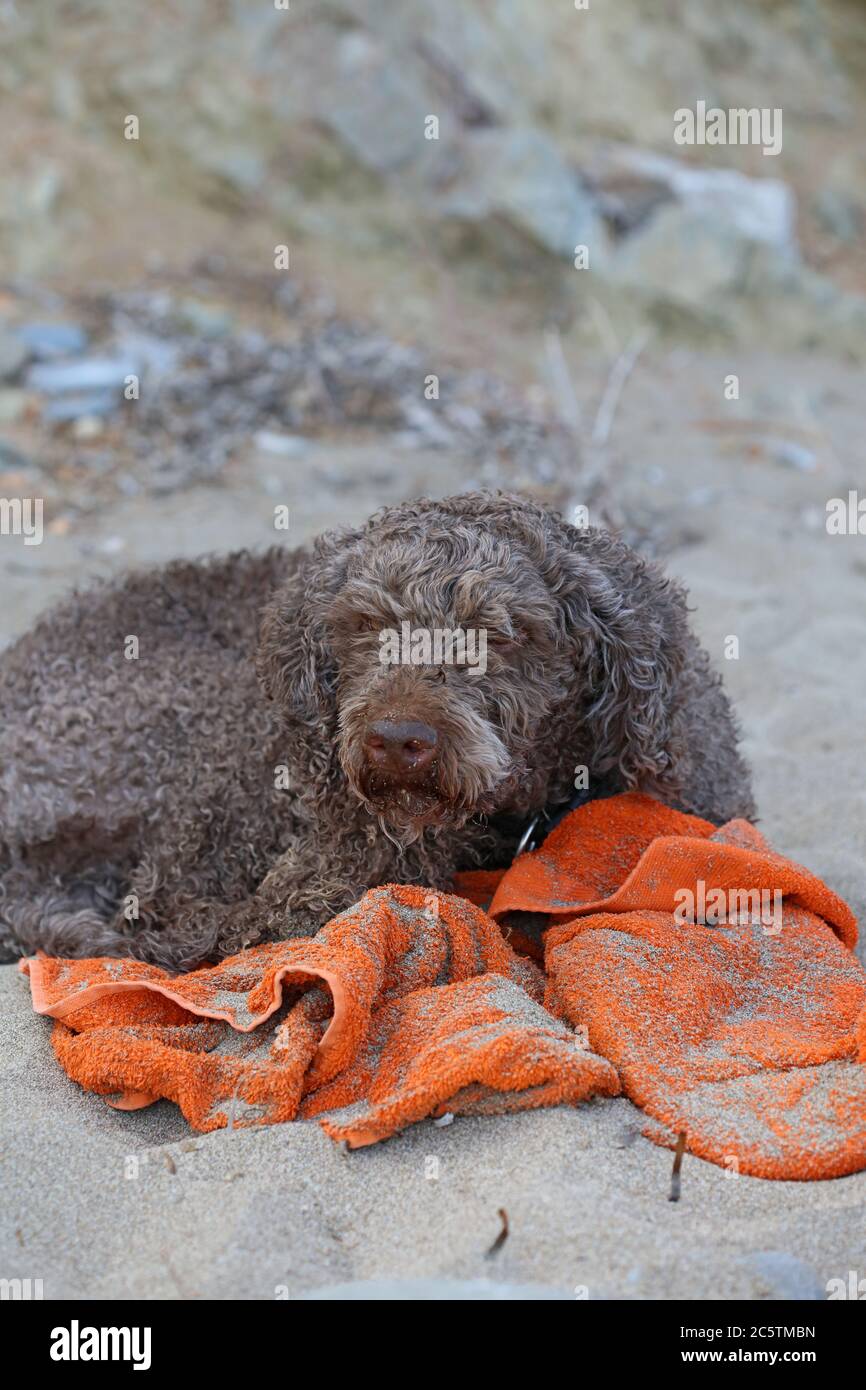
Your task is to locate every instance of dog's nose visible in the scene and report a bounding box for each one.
[364,719,438,780]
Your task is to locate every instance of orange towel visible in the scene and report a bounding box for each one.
[22,793,866,1177]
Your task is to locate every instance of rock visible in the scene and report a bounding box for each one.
[317,33,435,176]
[252,430,310,458]
[0,329,28,383]
[587,149,866,356]
[98,535,126,555]
[26,357,138,395]
[438,127,609,262]
[592,174,673,237]
[70,414,106,441]
[110,331,180,382]
[589,146,797,255]
[42,391,121,423]
[769,440,817,472]
[13,322,88,360]
[363,0,548,124]
[602,205,749,313]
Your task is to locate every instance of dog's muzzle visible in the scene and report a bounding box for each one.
[362,718,439,787]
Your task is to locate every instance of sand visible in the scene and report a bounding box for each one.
[1,349,864,1300]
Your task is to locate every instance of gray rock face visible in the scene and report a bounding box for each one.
[362,0,547,125]
[3,0,866,365]
[603,205,752,313]
[438,127,610,263]
[589,146,798,254]
[580,144,866,354]
[587,145,802,318]
[24,355,140,425]
[316,33,436,176]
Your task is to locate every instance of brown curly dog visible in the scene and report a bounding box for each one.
[0,491,754,971]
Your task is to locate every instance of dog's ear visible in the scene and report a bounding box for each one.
[429,493,690,792]
[549,524,690,792]
[257,527,357,726]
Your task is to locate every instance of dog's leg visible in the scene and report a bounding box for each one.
[0,862,135,962]
[98,878,356,972]
[142,831,461,967]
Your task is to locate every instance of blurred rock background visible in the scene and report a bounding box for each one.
[3,0,866,339]
[2,0,866,522]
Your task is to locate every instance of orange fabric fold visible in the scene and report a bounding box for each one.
[22,793,866,1177]
[23,885,616,1141]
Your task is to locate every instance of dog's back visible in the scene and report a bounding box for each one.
[0,545,298,958]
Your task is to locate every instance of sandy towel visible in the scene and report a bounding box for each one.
[22,793,866,1177]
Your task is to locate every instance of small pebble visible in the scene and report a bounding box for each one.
[253,430,309,458]
[14,321,88,360]
[28,357,137,395]
[42,390,119,423]
[71,414,105,440]
[98,535,126,555]
[771,440,817,472]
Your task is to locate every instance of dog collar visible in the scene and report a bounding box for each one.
[513,810,549,859]
[513,788,593,860]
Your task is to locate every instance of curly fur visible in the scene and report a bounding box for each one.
[0,491,754,971]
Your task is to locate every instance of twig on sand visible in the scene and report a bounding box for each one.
[668,1131,687,1203]
[591,326,652,448]
[543,327,583,435]
[485,1207,510,1258]
[586,296,621,359]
